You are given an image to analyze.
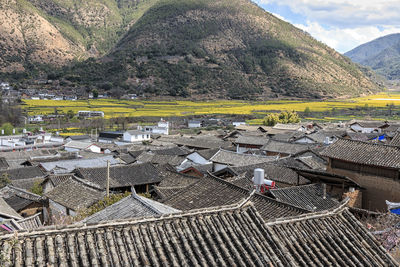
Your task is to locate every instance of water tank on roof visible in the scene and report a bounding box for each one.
[264,179,275,187]
[253,168,264,185]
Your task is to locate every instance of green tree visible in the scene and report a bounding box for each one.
[92,89,99,98]
[1,123,14,135]
[304,106,311,115]
[263,111,300,126]
[67,110,75,119]
[263,113,279,126]
[0,173,10,188]
[30,180,43,196]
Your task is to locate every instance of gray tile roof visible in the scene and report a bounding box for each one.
[0,185,43,202]
[45,176,106,211]
[262,139,313,155]
[0,157,9,169]
[40,155,120,173]
[196,148,219,160]
[0,166,45,180]
[75,162,162,189]
[82,193,179,223]
[270,183,340,211]
[210,149,278,166]
[232,162,310,186]
[163,174,308,221]
[0,197,22,220]
[320,138,400,169]
[390,132,400,146]
[152,146,191,156]
[136,152,185,166]
[1,201,395,266]
[234,135,269,146]
[153,186,187,200]
[158,136,230,149]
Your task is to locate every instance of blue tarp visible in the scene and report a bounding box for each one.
[389,208,400,215]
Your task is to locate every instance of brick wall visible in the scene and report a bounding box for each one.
[343,190,362,208]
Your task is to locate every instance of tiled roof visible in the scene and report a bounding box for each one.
[270,183,340,211]
[0,166,44,180]
[0,185,43,202]
[17,213,43,230]
[210,149,278,166]
[0,197,22,220]
[297,156,327,170]
[350,121,387,128]
[43,174,74,188]
[389,132,400,146]
[163,174,307,221]
[0,157,9,169]
[4,195,35,212]
[153,186,187,200]
[152,146,191,156]
[118,153,136,164]
[261,139,313,155]
[232,162,310,186]
[136,152,185,166]
[40,155,120,173]
[63,141,93,150]
[45,176,106,211]
[158,136,230,149]
[234,135,269,146]
[1,201,395,266]
[82,193,179,223]
[320,138,400,169]
[75,162,162,189]
[196,148,219,160]
[157,168,199,188]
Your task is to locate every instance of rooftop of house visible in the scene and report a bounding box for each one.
[135,152,185,166]
[82,192,180,224]
[261,139,314,155]
[163,174,308,221]
[234,135,269,146]
[0,200,395,266]
[270,183,340,211]
[0,197,22,220]
[40,155,120,173]
[45,176,106,211]
[210,149,278,166]
[320,138,400,169]
[75,162,162,189]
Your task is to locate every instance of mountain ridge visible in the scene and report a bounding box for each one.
[0,0,382,99]
[345,33,400,80]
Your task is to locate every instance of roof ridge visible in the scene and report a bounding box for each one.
[1,201,257,239]
[335,137,400,149]
[3,185,43,200]
[264,198,349,226]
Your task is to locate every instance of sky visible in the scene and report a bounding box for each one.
[254,0,400,53]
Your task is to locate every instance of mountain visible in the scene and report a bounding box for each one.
[0,0,381,99]
[345,33,400,80]
[0,0,158,72]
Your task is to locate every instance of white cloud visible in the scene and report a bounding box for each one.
[255,0,400,53]
[258,0,400,28]
[296,22,400,53]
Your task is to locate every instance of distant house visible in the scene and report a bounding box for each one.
[122,130,150,143]
[188,120,202,128]
[65,135,91,143]
[77,110,104,118]
[261,139,313,157]
[45,176,106,217]
[98,131,123,143]
[234,135,269,153]
[142,119,170,135]
[273,123,306,132]
[64,141,101,153]
[349,121,387,133]
[232,122,246,127]
[28,115,44,123]
[320,138,400,211]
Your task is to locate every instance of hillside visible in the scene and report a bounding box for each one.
[0,0,158,73]
[0,0,382,99]
[345,33,400,80]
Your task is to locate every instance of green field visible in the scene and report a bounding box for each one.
[22,92,400,120]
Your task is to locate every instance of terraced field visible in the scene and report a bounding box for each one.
[22,92,400,119]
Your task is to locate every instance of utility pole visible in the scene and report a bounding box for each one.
[106,160,110,198]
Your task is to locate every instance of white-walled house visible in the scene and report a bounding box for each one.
[142,119,170,135]
[123,130,151,143]
[188,120,202,128]
[349,121,386,133]
[64,141,101,153]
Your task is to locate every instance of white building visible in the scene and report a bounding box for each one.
[123,130,151,143]
[349,121,385,133]
[142,119,170,135]
[188,120,202,128]
[28,115,44,123]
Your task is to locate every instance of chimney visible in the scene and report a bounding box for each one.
[322,183,327,199]
[253,168,264,193]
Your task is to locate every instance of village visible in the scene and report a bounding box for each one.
[0,117,400,265]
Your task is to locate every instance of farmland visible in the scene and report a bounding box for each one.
[22,92,400,120]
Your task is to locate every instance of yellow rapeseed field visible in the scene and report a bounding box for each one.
[22,92,400,119]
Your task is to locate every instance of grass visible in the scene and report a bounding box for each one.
[21,92,400,120]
